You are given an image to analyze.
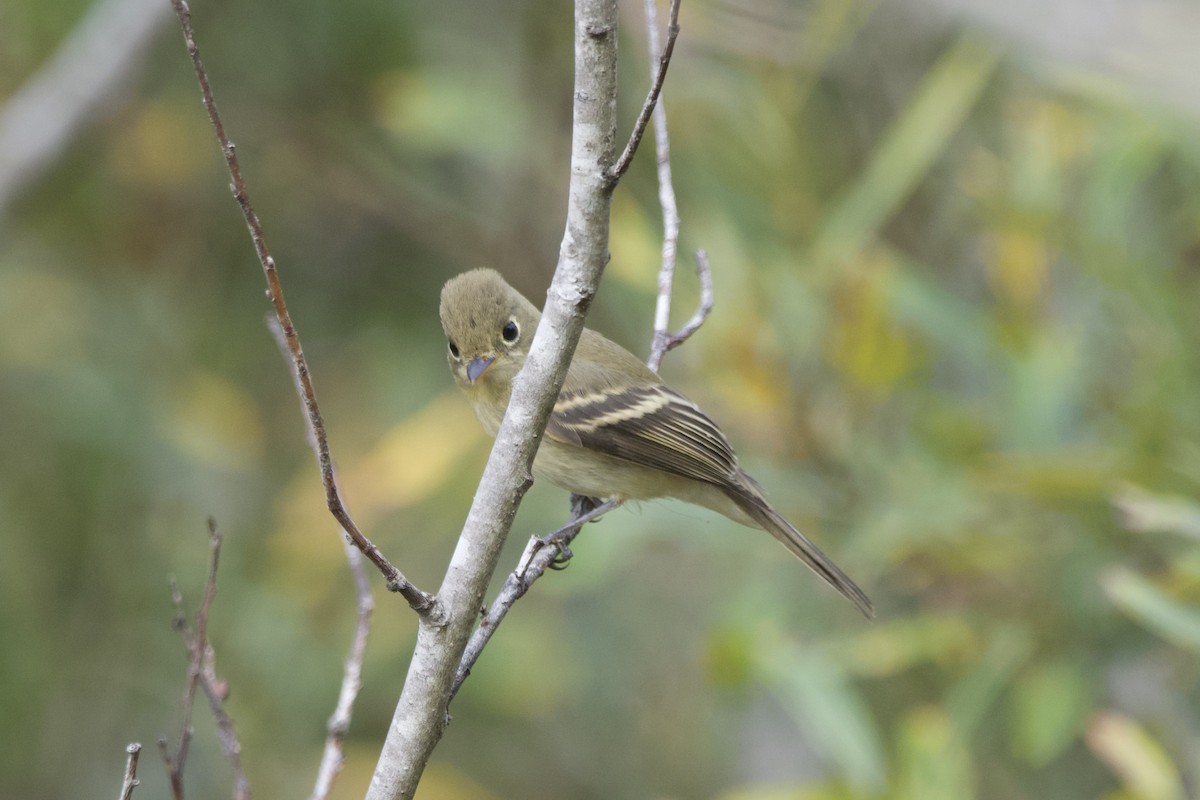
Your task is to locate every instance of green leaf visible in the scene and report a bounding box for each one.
[1009,660,1092,766]
[758,645,887,793]
[895,706,975,800]
[945,624,1031,736]
[1103,567,1200,654]
[809,34,1002,278]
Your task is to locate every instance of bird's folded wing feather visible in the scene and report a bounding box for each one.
[545,384,738,484]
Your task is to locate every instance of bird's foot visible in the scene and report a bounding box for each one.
[536,533,574,570]
[525,496,614,574]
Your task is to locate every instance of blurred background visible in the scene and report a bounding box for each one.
[3,0,1200,797]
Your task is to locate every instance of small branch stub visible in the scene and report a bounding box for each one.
[117,743,141,800]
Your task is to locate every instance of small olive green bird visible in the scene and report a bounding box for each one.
[439,268,873,618]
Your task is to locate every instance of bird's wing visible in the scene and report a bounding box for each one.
[545,384,739,485]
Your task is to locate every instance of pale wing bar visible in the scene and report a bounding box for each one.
[547,385,739,485]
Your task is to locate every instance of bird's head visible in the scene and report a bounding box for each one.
[439,268,541,390]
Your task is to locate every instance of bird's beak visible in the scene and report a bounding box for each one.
[466,355,496,383]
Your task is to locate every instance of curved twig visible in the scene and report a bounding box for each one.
[168,0,431,614]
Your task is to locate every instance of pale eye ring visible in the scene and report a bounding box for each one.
[448,340,460,359]
[501,319,519,343]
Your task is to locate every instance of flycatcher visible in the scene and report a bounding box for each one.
[439,268,873,618]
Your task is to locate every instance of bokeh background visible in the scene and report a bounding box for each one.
[4,0,1200,797]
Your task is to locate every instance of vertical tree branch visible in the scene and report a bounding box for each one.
[447,0,702,703]
[364,1,623,797]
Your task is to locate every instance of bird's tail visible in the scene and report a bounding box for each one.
[727,478,874,619]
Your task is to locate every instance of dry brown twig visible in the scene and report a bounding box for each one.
[608,0,682,182]
[117,743,141,800]
[160,519,221,799]
[197,644,251,800]
[167,0,432,614]
[159,520,251,800]
[166,2,414,796]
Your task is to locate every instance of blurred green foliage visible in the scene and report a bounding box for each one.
[2,0,1200,798]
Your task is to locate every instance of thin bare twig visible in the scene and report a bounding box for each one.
[118,743,142,800]
[654,248,713,366]
[607,0,681,182]
[167,0,432,614]
[309,541,375,800]
[161,519,222,800]
[159,580,185,797]
[644,0,681,372]
[639,0,712,370]
[451,497,619,698]
[161,520,251,800]
[197,646,251,800]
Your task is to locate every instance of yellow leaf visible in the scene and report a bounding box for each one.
[156,370,264,468]
[1086,712,1184,800]
[827,252,915,393]
[0,267,89,368]
[985,229,1049,307]
[342,388,483,513]
[267,390,482,602]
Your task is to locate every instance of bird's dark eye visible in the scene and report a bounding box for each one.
[448,340,460,359]
[501,320,519,343]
